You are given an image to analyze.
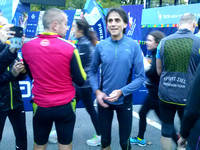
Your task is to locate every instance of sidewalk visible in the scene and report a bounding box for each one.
[0,106,164,150]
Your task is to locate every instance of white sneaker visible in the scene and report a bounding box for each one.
[86,134,101,146]
[48,130,58,144]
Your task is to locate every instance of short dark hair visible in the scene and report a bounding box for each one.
[105,7,128,34]
[148,31,165,44]
[42,8,65,29]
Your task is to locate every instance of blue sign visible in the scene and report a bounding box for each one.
[63,10,76,40]
[142,3,200,25]
[122,5,143,40]
[84,0,107,40]
[0,0,13,23]
[25,11,40,38]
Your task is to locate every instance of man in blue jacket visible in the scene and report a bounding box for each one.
[89,7,145,150]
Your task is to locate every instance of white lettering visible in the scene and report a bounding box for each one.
[98,23,104,40]
[177,77,186,84]
[19,81,31,98]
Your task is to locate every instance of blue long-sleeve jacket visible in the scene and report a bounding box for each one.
[89,35,145,105]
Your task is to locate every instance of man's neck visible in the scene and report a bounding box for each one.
[111,34,124,41]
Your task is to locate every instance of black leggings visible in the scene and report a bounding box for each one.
[0,105,27,150]
[138,92,179,144]
[76,87,100,135]
[98,101,132,150]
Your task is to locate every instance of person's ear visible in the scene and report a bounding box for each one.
[52,21,59,32]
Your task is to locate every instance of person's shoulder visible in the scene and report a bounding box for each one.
[192,34,200,41]
[23,37,38,45]
[56,37,76,48]
[96,38,110,47]
[79,37,92,46]
[123,36,139,47]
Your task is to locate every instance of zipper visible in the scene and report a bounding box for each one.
[115,43,118,59]
[7,67,13,110]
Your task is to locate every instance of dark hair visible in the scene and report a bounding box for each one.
[198,18,200,30]
[105,7,128,34]
[75,19,98,46]
[148,31,165,44]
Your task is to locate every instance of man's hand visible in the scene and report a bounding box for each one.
[178,137,187,148]
[11,61,26,77]
[105,89,122,103]
[0,24,15,44]
[95,90,109,108]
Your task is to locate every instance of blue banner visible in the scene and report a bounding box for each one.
[25,11,40,38]
[84,0,107,40]
[63,10,76,40]
[12,3,30,28]
[0,0,13,23]
[142,3,200,25]
[121,5,143,40]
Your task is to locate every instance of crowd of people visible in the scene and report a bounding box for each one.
[0,6,200,150]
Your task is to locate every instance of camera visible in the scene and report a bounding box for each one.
[10,26,23,38]
[9,26,24,49]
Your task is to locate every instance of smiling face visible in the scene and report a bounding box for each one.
[106,11,127,40]
[146,35,158,51]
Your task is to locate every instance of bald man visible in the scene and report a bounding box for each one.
[156,13,200,150]
[22,8,86,150]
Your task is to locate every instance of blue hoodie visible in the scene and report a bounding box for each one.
[89,35,145,105]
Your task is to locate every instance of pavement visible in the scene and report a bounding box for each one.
[0,105,179,150]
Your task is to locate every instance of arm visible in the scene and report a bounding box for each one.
[145,54,158,78]
[23,59,33,81]
[89,44,109,108]
[70,48,86,86]
[156,42,162,76]
[78,44,91,68]
[120,43,145,97]
[0,69,15,85]
[180,65,200,139]
[156,59,162,76]
[0,45,17,74]
[89,44,101,93]
[0,61,25,84]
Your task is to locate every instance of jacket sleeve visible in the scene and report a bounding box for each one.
[121,43,145,96]
[14,58,27,81]
[23,59,33,81]
[0,69,15,85]
[180,64,200,139]
[78,44,90,68]
[0,44,17,74]
[70,48,86,86]
[0,60,27,85]
[89,44,101,93]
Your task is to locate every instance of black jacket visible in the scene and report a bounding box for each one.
[76,36,94,88]
[180,64,200,139]
[0,41,17,74]
[0,43,26,111]
[145,49,160,96]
